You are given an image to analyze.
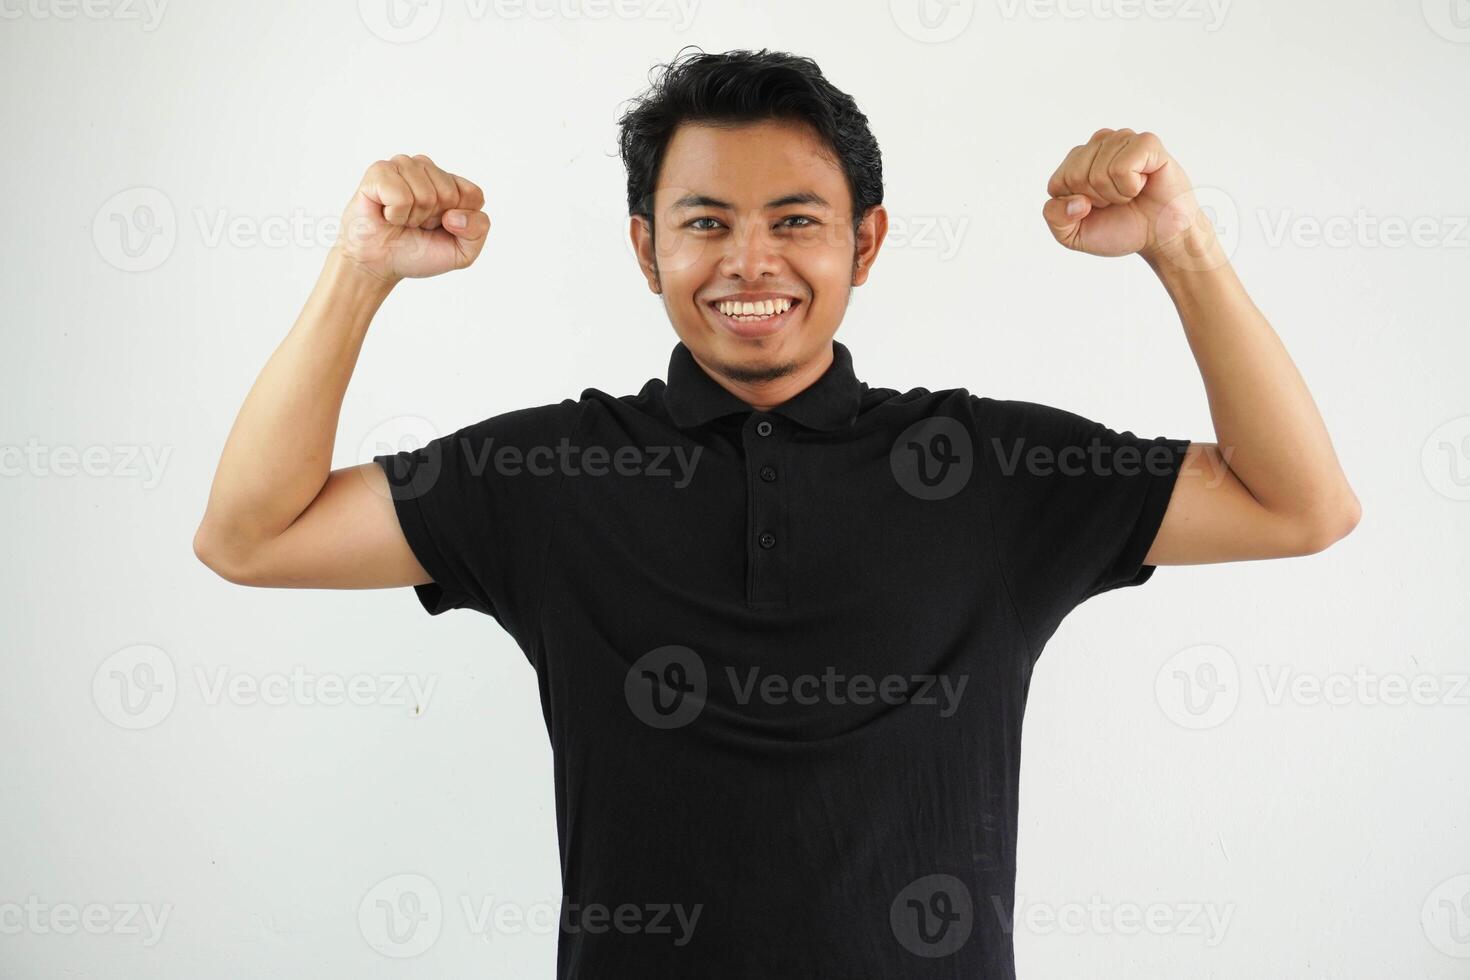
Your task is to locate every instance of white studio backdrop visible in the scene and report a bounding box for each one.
[2,1,1466,977]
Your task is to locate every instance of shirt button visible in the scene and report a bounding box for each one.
[758,531,776,549]
[756,419,773,437]
[759,465,777,482]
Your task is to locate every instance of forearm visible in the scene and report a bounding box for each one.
[1143,220,1359,528]
[195,246,394,560]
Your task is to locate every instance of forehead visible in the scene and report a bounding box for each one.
[656,118,848,211]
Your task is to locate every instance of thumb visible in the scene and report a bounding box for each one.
[441,209,491,258]
[441,208,489,238]
[1042,194,1091,245]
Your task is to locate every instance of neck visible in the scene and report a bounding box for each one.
[693,342,834,412]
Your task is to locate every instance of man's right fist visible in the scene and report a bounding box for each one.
[334,154,490,283]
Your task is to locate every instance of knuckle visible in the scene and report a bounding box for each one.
[458,180,484,207]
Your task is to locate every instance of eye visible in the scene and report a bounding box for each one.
[687,217,723,231]
[781,215,818,228]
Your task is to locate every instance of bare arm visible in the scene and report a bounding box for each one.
[192,154,490,587]
[1140,228,1360,564]
[1042,128,1361,566]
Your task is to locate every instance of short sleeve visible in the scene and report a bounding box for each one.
[973,396,1190,645]
[373,399,583,644]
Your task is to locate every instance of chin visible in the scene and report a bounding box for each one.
[722,354,798,385]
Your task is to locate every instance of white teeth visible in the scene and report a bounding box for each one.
[717,298,793,318]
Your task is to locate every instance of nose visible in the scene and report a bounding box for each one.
[717,216,783,281]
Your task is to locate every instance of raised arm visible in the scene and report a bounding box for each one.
[192,154,491,588]
[1041,128,1361,565]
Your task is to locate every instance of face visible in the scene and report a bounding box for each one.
[631,118,887,404]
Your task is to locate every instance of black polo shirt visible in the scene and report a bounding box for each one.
[374,339,1190,978]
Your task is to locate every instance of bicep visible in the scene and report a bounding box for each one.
[233,461,432,589]
[1145,443,1315,565]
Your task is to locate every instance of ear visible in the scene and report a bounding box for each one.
[852,205,889,287]
[630,214,661,293]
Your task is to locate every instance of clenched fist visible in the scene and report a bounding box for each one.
[334,154,490,283]
[1042,129,1213,262]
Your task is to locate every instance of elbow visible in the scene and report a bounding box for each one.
[1290,492,1362,556]
[192,523,260,586]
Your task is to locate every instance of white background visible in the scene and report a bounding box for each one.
[3,0,1468,976]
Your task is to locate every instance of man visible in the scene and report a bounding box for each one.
[194,48,1358,979]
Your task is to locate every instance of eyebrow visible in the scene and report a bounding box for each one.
[669,191,833,211]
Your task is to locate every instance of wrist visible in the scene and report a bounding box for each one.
[325,245,399,302]
[1140,207,1228,281]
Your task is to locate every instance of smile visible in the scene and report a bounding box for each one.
[706,297,803,338]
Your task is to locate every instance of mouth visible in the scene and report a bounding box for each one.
[705,296,804,339]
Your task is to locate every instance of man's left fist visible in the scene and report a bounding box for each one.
[1043,128,1207,260]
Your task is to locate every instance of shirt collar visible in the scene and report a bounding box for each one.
[663,339,865,432]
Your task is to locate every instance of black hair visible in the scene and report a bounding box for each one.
[615,47,884,244]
